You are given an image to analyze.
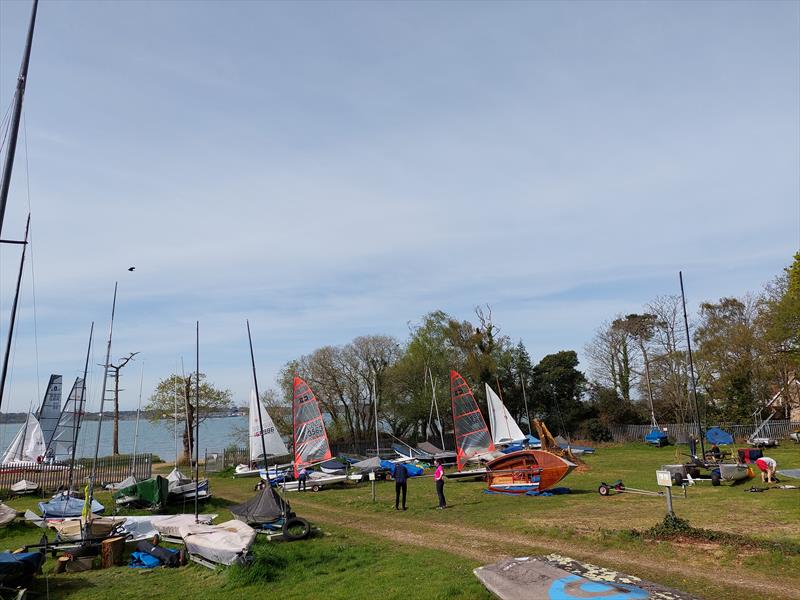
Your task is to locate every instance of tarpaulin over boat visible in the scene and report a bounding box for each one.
[319,459,346,473]
[450,371,494,471]
[0,551,44,585]
[38,495,104,518]
[380,460,423,477]
[113,476,169,509]
[645,427,669,447]
[230,486,289,525]
[179,519,256,566]
[292,377,332,477]
[706,427,734,445]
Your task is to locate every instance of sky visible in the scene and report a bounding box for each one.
[0,0,798,413]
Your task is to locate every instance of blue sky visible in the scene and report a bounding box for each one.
[0,0,798,412]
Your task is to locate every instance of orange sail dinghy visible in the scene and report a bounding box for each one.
[486,449,575,494]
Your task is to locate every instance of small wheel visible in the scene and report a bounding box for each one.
[282,517,311,541]
[311,484,321,492]
[598,484,610,496]
[711,471,721,487]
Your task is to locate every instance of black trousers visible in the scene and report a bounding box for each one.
[298,477,307,491]
[395,481,407,508]
[436,478,446,507]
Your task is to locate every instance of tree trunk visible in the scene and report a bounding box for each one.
[113,368,120,455]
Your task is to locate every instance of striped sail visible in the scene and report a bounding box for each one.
[36,375,62,450]
[47,377,85,462]
[450,370,494,471]
[292,377,332,477]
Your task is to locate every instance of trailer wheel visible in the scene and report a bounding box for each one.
[711,471,721,486]
[311,484,321,492]
[598,484,610,496]
[282,517,311,541]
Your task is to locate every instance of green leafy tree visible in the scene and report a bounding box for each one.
[146,373,233,464]
[531,350,589,436]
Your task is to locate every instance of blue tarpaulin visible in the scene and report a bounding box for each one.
[706,427,734,445]
[645,427,669,447]
[38,495,104,518]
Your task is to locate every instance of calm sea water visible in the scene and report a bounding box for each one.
[0,416,248,460]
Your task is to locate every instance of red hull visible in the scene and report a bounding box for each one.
[486,450,575,493]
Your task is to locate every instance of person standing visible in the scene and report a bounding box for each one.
[298,467,309,492]
[755,456,778,483]
[434,459,447,509]
[394,462,409,510]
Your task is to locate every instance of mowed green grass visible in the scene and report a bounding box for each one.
[0,442,797,599]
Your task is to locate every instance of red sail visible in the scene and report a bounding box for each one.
[292,376,332,477]
[450,370,495,471]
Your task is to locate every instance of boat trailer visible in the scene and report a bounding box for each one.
[598,480,686,498]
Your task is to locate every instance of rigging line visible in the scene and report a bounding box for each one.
[22,111,40,403]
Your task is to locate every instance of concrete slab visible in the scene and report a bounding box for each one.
[474,554,698,600]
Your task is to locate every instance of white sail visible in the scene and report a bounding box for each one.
[248,389,288,462]
[37,375,62,449]
[47,377,85,462]
[485,383,526,446]
[2,414,46,464]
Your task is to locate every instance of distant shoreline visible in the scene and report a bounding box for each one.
[0,412,246,424]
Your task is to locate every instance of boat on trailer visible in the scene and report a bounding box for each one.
[486,450,575,494]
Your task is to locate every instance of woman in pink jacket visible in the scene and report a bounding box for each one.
[434,459,447,509]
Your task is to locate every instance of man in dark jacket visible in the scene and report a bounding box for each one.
[394,462,409,510]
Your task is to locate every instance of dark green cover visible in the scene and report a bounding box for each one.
[114,476,169,509]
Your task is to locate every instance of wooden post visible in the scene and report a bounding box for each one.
[101,536,124,568]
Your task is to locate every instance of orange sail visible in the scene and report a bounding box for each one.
[450,370,495,471]
[292,377,332,477]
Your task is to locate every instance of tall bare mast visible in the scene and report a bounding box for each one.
[246,320,269,467]
[88,283,118,506]
[0,0,38,236]
[679,272,705,460]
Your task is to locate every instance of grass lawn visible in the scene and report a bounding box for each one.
[1,442,798,599]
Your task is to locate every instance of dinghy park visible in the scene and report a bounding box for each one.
[0,2,797,599]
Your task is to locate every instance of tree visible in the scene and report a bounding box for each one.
[146,373,233,464]
[612,314,658,422]
[585,320,634,404]
[108,352,138,455]
[531,350,588,436]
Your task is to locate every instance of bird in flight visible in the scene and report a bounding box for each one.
[128,267,135,272]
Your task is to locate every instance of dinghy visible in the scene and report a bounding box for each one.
[113,475,169,509]
[0,503,17,527]
[166,467,210,501]
[178,519,256,567]
[447,371,499,481]
[38,494,104,518]
[292,376,333,476]
[486,449,575,494]
[1,414,46,468]
[485,384,527,447]
[10,479,39,495]
[233,389,289,477]
[280,471,347,492]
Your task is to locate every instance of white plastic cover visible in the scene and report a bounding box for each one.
[178,519,256,566]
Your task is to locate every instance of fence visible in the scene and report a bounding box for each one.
[608,421,800,443]
[0,453,152,494]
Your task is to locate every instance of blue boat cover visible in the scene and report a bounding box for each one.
[526,434,541,446]
[645,427,668,445]
[0,551,44,584]
[706,427,734,445]
[380,460,423,477]
[38,495,104,518]
[500,443,525,454]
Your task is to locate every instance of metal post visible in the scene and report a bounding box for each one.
[679,272,706,460]
[194,321,200,522]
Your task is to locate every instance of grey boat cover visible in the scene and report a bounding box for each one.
[230,487,289,525]
[352,457,383,471]
[178,519,256,566]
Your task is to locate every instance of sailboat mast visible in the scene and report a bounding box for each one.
[679,271,705,460]
[246,320,269,467]
[88,283,118,504]
[520,369,532,436]
[131,360,144,476]
[0,214,30,411]
[428,369,445,450]
[0,0,38,236]
[174,360,179,466]
[194,321,200,522]
[68,322,93,494]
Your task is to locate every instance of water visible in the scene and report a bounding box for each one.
[0,416,248,460]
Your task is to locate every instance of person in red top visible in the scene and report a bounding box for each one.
[755,457,777,483]
[434,459,447,509]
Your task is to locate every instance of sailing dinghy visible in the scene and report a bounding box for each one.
[1,413,46,469]
[234,389,289,477]
[486,449,575,494]
[446,371,498,481]
[485,383,527,447]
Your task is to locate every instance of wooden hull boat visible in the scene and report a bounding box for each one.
[486,450,575,494]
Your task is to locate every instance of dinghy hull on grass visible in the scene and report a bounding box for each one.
[178,519,256,567]
[281,474,347,492]
[486,450,575,495]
